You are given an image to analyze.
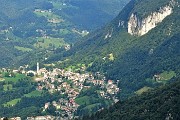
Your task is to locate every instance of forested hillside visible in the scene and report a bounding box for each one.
[49,0,180,98]
[81,79,180,120]
[63,0,129,29]
[0,0,129,68]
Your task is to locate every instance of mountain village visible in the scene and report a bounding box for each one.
[0,63,120,120]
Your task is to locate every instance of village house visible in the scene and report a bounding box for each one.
[9,117,21,120]
[108,80,113,85]
[92,80,104,85]
[153,74,162,81]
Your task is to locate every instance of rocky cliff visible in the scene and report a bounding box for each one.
[128,1,176,36]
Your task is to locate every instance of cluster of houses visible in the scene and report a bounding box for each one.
[153,74,163,81]
[35,68,92,119]
[0,117,21,120]
[33,66,120,119]
[0,27,13,41]
[48,18,62,24]
[72,28,89,36]
[26,115,55,120]
[0,116,55,120]
[34,9,52,14]
[0,64,120,119]
[34,9,62,24]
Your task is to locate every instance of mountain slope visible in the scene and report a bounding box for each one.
[50,0,180,98]
[81,79,180,120]
[62,0,129,29]
[0,0,129,68]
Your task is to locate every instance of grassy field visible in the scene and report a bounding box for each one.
[146,71,176,84]
[24,90,42,97]
[159,71,176,80]
[109,53,114,61]
[82,103,101,112]
[0,78,5,81]
[3,98,21,107]
[51,1,67,9]
[135,86,152,95]
[51,0,78,10]
[3,84,13,91]
[3,73,27,83]
[34,37,65,49]
[14,46,32,52]
[59,29,71,35]
[75,96,91,105]
[65,64,86,71]
[34,10,64,23]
